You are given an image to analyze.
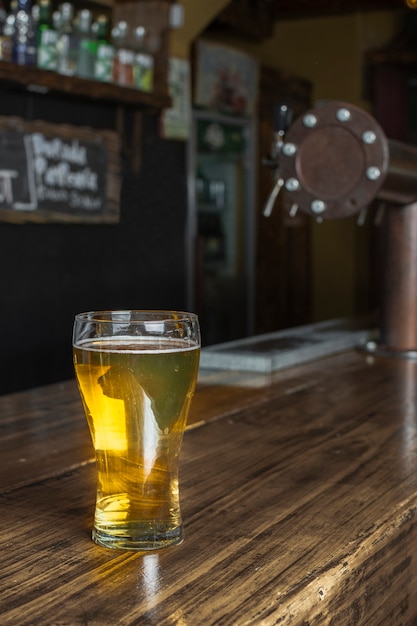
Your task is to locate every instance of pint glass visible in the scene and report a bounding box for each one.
[73,310,200,551]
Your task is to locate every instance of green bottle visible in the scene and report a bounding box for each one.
[76,9,96,79]
[37,0,58,70]
[133,26,153,92]
[94,14,113,82]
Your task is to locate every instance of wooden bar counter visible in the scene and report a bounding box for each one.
[1,348,417,624]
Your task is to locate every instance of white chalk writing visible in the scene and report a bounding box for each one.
[0,128,106,217]
[70,191,102,210]
[0,170,18,204]
[31,134,87,166]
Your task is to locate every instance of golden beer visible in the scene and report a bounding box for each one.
[74,327,200,550]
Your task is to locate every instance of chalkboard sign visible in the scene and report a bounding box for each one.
[0,116,121,224]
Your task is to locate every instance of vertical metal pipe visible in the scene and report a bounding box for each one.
[381,202,417,351]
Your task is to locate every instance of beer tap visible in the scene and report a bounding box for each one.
[262,103,293,217]
[266,99,417,358]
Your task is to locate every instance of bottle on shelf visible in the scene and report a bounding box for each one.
[133,25,153,93]
[12,0,35,65]
[94,14,114,83]
[112,21,134,88]
[52,7,61,32]
[31,3,39,31]
[0,0,11,61]
[26,0,37,64]
[5,0,17,33]
[0,0,163,103]
[0,3,14,61]
[37,0,58,70]
[56,2,76,76]
[0,0,6,34]
[76,8,96,79]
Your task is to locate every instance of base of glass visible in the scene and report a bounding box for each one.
[92,524,184,551]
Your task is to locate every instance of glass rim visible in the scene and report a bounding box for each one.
[74,310,199,323]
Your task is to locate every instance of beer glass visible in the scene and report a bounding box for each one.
[73,310,200,551]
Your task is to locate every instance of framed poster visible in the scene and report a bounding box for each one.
[0,116,121,224]
[194,40,259,116]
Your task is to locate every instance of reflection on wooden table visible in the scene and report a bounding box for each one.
[1,349,417,624]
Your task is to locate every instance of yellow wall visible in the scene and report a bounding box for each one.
[258,12,402,321]
[171,7,403,322]
[170,0,230,58]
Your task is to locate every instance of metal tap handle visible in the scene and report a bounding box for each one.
[263,178,284,217]
[263,103,293,217]
[264,103,294,167]
[274,103,293,135]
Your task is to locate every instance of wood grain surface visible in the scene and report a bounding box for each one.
[1,350,417,625]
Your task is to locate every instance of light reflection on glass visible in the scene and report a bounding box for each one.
[142,391,160,479]
[77,364,127,450]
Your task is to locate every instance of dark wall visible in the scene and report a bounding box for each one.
[0,88,188,394]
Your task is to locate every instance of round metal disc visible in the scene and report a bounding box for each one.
[280,101,389,219]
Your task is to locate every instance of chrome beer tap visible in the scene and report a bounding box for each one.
[267,99,417,358]
[262,103,293,217]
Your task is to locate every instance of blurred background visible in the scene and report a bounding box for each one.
[0,0,412,391]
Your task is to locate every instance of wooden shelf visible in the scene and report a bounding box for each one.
[0,1,174,110]
[0,60,171,109]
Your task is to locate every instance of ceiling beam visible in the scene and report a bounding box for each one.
[210,0,406,42]
[273,0,406,19]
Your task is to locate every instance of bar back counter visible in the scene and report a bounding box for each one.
[1,336,417,624]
